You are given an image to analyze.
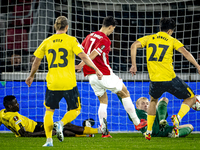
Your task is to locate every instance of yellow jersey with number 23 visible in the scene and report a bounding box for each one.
[137,32,184,82]
[34,33,83,90]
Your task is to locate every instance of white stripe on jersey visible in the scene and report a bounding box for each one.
[94,49,101,56]
[97,47,103,53]
[102,52,112,74]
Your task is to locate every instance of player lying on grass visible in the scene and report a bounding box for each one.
[0,95,106,137]
[134,97,193,137]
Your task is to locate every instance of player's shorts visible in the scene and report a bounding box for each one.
[34,122,44,132]
[88,73,123,97]
[45,86,81,110]
[149,76,194,99]
[152,125,174,137]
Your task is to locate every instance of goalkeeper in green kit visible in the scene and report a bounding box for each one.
[134,97,193,137]
[119,96,193,137]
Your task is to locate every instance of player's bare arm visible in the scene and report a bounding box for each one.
[130,41,142,76]
[78,52,103,80]
[25,57,42,87]
[178,47,200,74]
[75,50,99,72]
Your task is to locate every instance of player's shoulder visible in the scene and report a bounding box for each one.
[92,31,108,39]
[63,34,77,42]
[0,109,5,115]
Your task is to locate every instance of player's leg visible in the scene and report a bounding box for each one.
[178,124,193,137]
[117,84,147,130]
[63,122,104,136]
[157,97,168,127]
[169,77,196,128]
[43,108,54,147]
[178,96,196,122]
[43,88,62,147]
[87,74,110,137]
[97,95,111,137]
[98,92,108,125]
[87,74,108,125]
[61,86,81,125]
[146,96,158,137]
[146,81,165,140]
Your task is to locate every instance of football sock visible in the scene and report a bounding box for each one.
[179,127,192,137]
[83,127,98,134]
[98,103,107,125]
[147,115,156,132]
[61,109,80,125]
[157,101,167,121]
[177,104,190,122]
[46,138,53,143]
[44,110,54,139]
[75,134,87,137]
[122,97,140,125]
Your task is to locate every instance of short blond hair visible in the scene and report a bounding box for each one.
[54,16,68,31]
[136,97,148,106]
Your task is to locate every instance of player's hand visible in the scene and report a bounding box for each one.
[96,70,103,80]
[25,76,34,87]
[129,65,137,76]
[75,65,82,73]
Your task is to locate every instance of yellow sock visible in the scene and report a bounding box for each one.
[177,104,190,120]
[75,134,86,137]
[147,115,156,131]
[44,110,54,138]
[83,127,98,134]
[61,109,80,125]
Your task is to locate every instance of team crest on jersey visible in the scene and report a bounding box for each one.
[101,45,105,50]
[13,116,19,121]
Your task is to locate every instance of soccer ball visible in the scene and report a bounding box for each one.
[191,95,200,111]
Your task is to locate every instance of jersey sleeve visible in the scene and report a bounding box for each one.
[81,37,86,50]
[173,38,184,51]
[11,114,26,133]
[93,38,109,56]
[137,35,151,48]
[72,37,84,55]
[33,40,47,59]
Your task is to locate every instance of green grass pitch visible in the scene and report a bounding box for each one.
[0,132,200,150]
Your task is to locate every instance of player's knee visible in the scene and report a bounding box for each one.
[150,97,158,103]
[188,124,194,131]
[160,97,169,104]
[75,107,81,115]
[117,88,130,98]
[192,96,196,104]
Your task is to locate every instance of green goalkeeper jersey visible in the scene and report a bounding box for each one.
[135,109,166,136]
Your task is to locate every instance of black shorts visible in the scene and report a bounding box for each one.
[45,86,81,110]
[34,122,44,132]
[149,76,194,99]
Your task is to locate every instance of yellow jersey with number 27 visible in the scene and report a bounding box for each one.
[34,33,83,90]
[137,32,184,82]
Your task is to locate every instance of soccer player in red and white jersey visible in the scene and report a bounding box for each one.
[76,16,147,137]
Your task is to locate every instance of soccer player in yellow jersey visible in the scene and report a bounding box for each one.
[25,16,105,147]
[130,17,200,140]
[0,95,106,138]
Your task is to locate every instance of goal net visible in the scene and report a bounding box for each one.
[0,0,200,133]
